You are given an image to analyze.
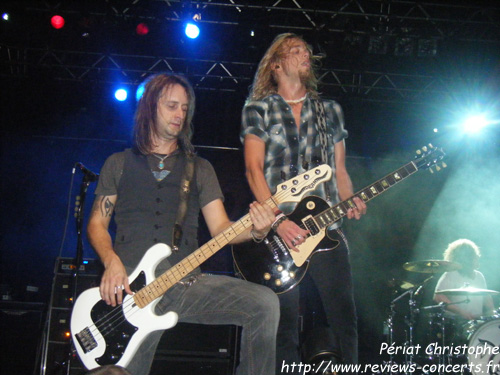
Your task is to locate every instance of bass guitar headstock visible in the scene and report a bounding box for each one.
[273,164,332,205]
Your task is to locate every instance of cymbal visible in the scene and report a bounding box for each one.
[387,278,415,290]
[435,287,500,296]
[403,260,461,273]
[400,281,415,290]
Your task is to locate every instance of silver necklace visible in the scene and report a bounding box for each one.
[152,144,178,169]
[152,153,171,169]
[284,94,307,105]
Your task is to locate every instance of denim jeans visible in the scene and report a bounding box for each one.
[126,274,280,375]
[276,228,358,374]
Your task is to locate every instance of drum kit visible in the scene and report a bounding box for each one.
[384,260,500,375]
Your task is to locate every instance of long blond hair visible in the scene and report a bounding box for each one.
[248,33,320,101]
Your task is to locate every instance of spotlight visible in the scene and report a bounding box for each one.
[2,13,9,21]
[185,22,200,39]
[51,15,65,29]
[136,82,146,101]
[136,22,149,36]
[114,89,128,102]
[463,115,488,134]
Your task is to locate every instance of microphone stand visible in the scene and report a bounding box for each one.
[75,176,92,276]
[64,173,94,374]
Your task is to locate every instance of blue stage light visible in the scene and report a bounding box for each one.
[114,88,128,101]
[185,22,200,39]
[136,82,146,101]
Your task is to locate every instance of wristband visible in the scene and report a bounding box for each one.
[250,228,265,243]
[271,213,287,231]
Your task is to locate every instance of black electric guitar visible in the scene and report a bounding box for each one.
[232,145,446,294]
[70,164,332,370]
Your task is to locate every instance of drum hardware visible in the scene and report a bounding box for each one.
[384,277,434,375]
[386,260,499,375]
[402,260,461,274]
[434,287,500,296]
[420,303,449,370]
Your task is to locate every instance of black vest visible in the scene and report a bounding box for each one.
[114,148,200,272]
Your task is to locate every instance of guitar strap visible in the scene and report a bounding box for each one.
[313,99,332,202]
[172,153,195,252]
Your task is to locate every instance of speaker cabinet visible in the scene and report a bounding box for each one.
[150,323,240,375]
[40,257,102,375]
[0,301,45,375]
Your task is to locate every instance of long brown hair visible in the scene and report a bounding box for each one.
[248,33,320,101]
[133,73,195,155]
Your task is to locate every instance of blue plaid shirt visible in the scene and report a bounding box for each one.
[241,94,348,223]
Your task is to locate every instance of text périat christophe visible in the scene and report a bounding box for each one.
[380,342,499,356]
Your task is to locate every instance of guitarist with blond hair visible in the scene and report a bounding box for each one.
[241,33,367,373]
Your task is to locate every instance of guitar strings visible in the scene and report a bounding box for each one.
[78,170,323,356]
[78,218,252,354]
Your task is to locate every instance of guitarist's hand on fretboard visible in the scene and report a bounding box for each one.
[248,201,275,240]
[345,196,367,220]
[276,219,309,252]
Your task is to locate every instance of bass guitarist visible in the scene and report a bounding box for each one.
[241,33,367,373]
[87,73,279,375]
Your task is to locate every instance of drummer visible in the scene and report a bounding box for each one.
[433,239,495,320]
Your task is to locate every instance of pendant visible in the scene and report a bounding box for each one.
[153,170,169,181]
[158,161,164,169]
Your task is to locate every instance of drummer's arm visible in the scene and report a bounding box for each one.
[433,293,476,320]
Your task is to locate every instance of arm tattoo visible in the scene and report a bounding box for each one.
[95,196,114,217]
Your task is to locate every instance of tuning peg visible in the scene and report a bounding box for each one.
[416,149,422,155]
[436,165,441,172]
[428,143,434,148]
[422,146,428,152]
[429,167,434,174]
[442,162,447,168]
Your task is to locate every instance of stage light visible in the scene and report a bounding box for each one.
[114,89,128,102]
[51,15,65,29]
[185,22,200,39]
[136,22,149,36]
[368,35,388,55]
[395,37,414,57]
[463,115,488,134]
[418,39,438,57]
[136,82,146,101]
[2,13,9,21]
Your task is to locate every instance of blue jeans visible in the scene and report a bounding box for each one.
[126,274,280,375]
[276,228,358,374]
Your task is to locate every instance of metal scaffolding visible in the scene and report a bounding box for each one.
[1,0,499,102]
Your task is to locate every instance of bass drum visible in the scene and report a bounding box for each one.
[467,317,500,375]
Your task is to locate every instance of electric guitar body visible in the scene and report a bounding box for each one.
[233,196,340,294]
[233,144,446,294]
[71,244,178,369]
